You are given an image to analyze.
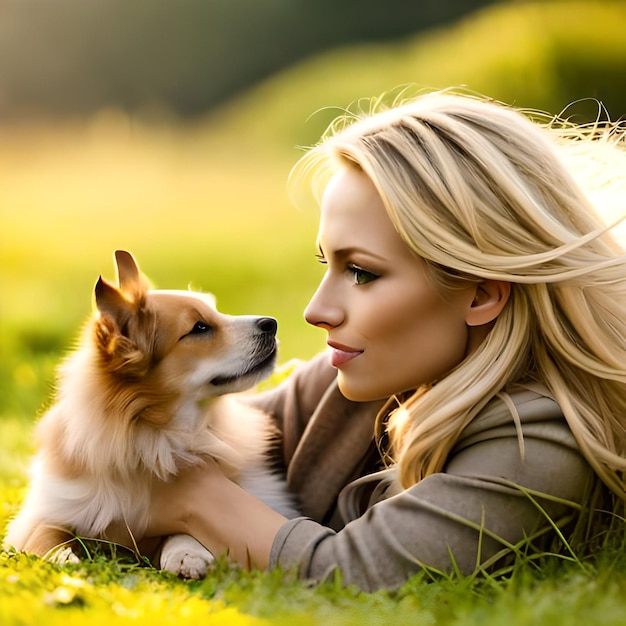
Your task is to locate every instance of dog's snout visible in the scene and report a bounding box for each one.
[256,317,277,335]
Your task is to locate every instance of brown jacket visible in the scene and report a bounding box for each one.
[248,353,601,592]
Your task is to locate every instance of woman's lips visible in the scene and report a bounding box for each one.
[328,343,363,368]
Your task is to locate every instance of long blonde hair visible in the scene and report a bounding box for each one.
[292,91,626,499]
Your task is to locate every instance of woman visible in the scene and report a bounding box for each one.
[146,92,626,592]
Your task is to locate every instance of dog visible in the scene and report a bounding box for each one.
[3,250,299,578]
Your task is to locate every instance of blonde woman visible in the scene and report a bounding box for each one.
[144,92,626,592]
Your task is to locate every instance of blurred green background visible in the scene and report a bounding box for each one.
[1,0,625,427]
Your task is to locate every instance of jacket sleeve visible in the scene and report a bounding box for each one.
[269,396,596,592]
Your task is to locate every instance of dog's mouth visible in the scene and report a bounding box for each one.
[210,346,277,387]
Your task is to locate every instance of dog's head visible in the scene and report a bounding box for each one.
[92,250,277,424]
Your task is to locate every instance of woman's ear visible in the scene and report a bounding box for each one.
[465,280,511,326]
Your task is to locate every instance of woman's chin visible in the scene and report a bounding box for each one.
[337,375,386,403]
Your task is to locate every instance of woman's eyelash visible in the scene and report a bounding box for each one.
[315,253,379,284]
[347,264,380,285]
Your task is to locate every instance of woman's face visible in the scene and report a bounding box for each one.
[304,167,477,402]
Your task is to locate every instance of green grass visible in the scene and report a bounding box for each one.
[3,536,626,625]
[2,1,626,622]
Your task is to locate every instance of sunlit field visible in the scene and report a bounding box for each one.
[3,119,626,626]
[2,1,626,624]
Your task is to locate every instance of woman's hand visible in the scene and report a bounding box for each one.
[145,458,221,540]
[144,457,288,570]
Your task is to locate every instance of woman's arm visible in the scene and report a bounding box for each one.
[146,458,288,570]
[146,384,596,592]
[270,392,598,592]
[145,422,593,590]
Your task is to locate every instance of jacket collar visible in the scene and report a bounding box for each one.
[286,379,386,521]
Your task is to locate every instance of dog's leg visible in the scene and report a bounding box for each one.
[159,534,215,579]
[22,524,79,564]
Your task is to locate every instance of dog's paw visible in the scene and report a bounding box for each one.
[47,545,81,566]
[160,534,215,579]
[166,551,214,580]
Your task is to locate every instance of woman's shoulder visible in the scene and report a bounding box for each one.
[454,382,578,453]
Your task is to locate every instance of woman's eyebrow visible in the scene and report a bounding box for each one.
[316,240,387,262]
[329,246,387,262]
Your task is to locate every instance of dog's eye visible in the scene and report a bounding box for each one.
[190,321,212,335]
[179,321,214,341]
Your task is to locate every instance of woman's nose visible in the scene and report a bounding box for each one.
[304,278,343,330]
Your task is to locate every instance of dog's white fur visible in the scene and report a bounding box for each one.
[3,250,298,577]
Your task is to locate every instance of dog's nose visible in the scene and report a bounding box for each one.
[256,317,278,335]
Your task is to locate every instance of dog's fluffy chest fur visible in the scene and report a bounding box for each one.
[7,354,282,549]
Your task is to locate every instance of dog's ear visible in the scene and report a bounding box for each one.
[115,250,149,306]
[94,276,132,323]
[94,275,152,376]
[94,253,144,351]
[93,250,149,319]
[93,251,156,376]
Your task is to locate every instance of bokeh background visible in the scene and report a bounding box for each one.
[1,0,625,426]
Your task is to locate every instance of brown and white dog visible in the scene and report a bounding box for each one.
[3,250,299,578]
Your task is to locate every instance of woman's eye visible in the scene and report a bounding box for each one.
[348,264,379,285]
[190,321,212,335]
